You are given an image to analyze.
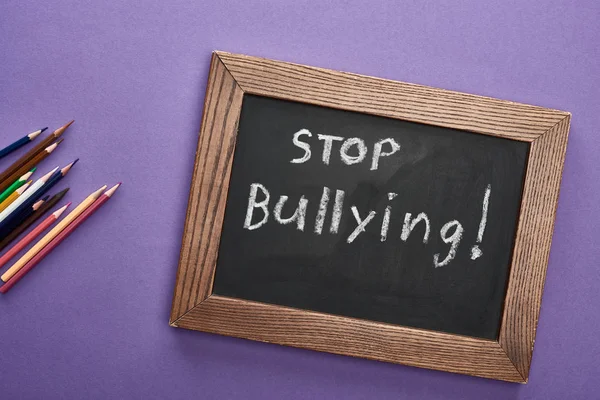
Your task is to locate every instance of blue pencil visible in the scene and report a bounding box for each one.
[0,159,77,239]
[0,196,50,240]
[0,128,47,159]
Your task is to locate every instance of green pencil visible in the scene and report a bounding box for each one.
[0,168,35,203]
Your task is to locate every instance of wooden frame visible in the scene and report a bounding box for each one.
[170,51,571,383]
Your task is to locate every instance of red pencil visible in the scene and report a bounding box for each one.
[0,183,121,294]
[0,203,70,269]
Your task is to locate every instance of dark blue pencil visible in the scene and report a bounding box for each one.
[0,128,47,159]
[41,159,78,194]
[0,159,77,239]
[0,196,50,240]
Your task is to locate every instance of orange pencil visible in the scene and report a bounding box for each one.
[0,203,70,269]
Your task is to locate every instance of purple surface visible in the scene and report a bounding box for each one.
[0,0,598,398]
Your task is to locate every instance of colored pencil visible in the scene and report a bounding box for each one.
[0,128,47,159]
[0,140,62,195]
[1,185,107,282]
[0,167,57,224]
[0,195,49,243]
[0,159,78,235]
[40,159,78,195]
[0,184,120,293]
[0,120,73,192]
[0,181,32,213]
[0,203,70,269]
[0,169,35,204]
[0,188,69,252]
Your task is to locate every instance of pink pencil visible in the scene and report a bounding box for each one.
[0,203,70,269]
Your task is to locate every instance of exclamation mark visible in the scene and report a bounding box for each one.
[471,184,491,260]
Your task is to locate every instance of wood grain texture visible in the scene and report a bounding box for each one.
[499,115,571,381]
[216,51,569,142]
[174,295,524,382]
[170,51,571,382]
[170,54,243,323]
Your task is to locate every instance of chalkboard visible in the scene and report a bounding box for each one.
[171,52,570,381]
[213,94,529,340]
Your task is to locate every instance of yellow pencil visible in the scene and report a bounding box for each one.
[0,181,32,213]
[1,185,107,282]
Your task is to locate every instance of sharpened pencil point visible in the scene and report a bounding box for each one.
[21,171,34,181]
[40,167,60,182]
[52,188,70,199]
[61,159,79,176]
[33,199,46,210]
[28,130,43,140]
[41,127,48,133]
[45,142,59,153]
[92,185,108,199]
[53,120,74,137]
[53,203,71,218]
[30,167,37,173]
[18,181,32,194]
[104,183,122,197]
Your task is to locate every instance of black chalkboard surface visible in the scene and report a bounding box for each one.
[172,52,571,381]
[213,94,528,340]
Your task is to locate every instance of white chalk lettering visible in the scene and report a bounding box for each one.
[290,129,312,164]
[330,189,345,234]
[433,220,463,267]
[371,138,401,171]
[471,184,491,260]
[274,195,308,231]
[340,138,367,165]
[317,134,344,165]
[380,192,398,242]
[347,206,376,243]
[314,186,331,234]
[244,183,270,230]
[401,212,430,243]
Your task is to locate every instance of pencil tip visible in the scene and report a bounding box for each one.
[53,120,74,137]
[50,188,70,201]
[92,185,108,198]
[33,199,45,210]
[41,127,48,133]
[41,167,59,182]
[29,130,43,140]
[61,158,79,175]
[105,182,122,197]
[21,171,34,180]
[19,181,32,193]
[46,142,59,153]
[54,203,71,218]
[30,167,37,173]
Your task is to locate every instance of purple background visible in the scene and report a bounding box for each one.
[0,0,597,398]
